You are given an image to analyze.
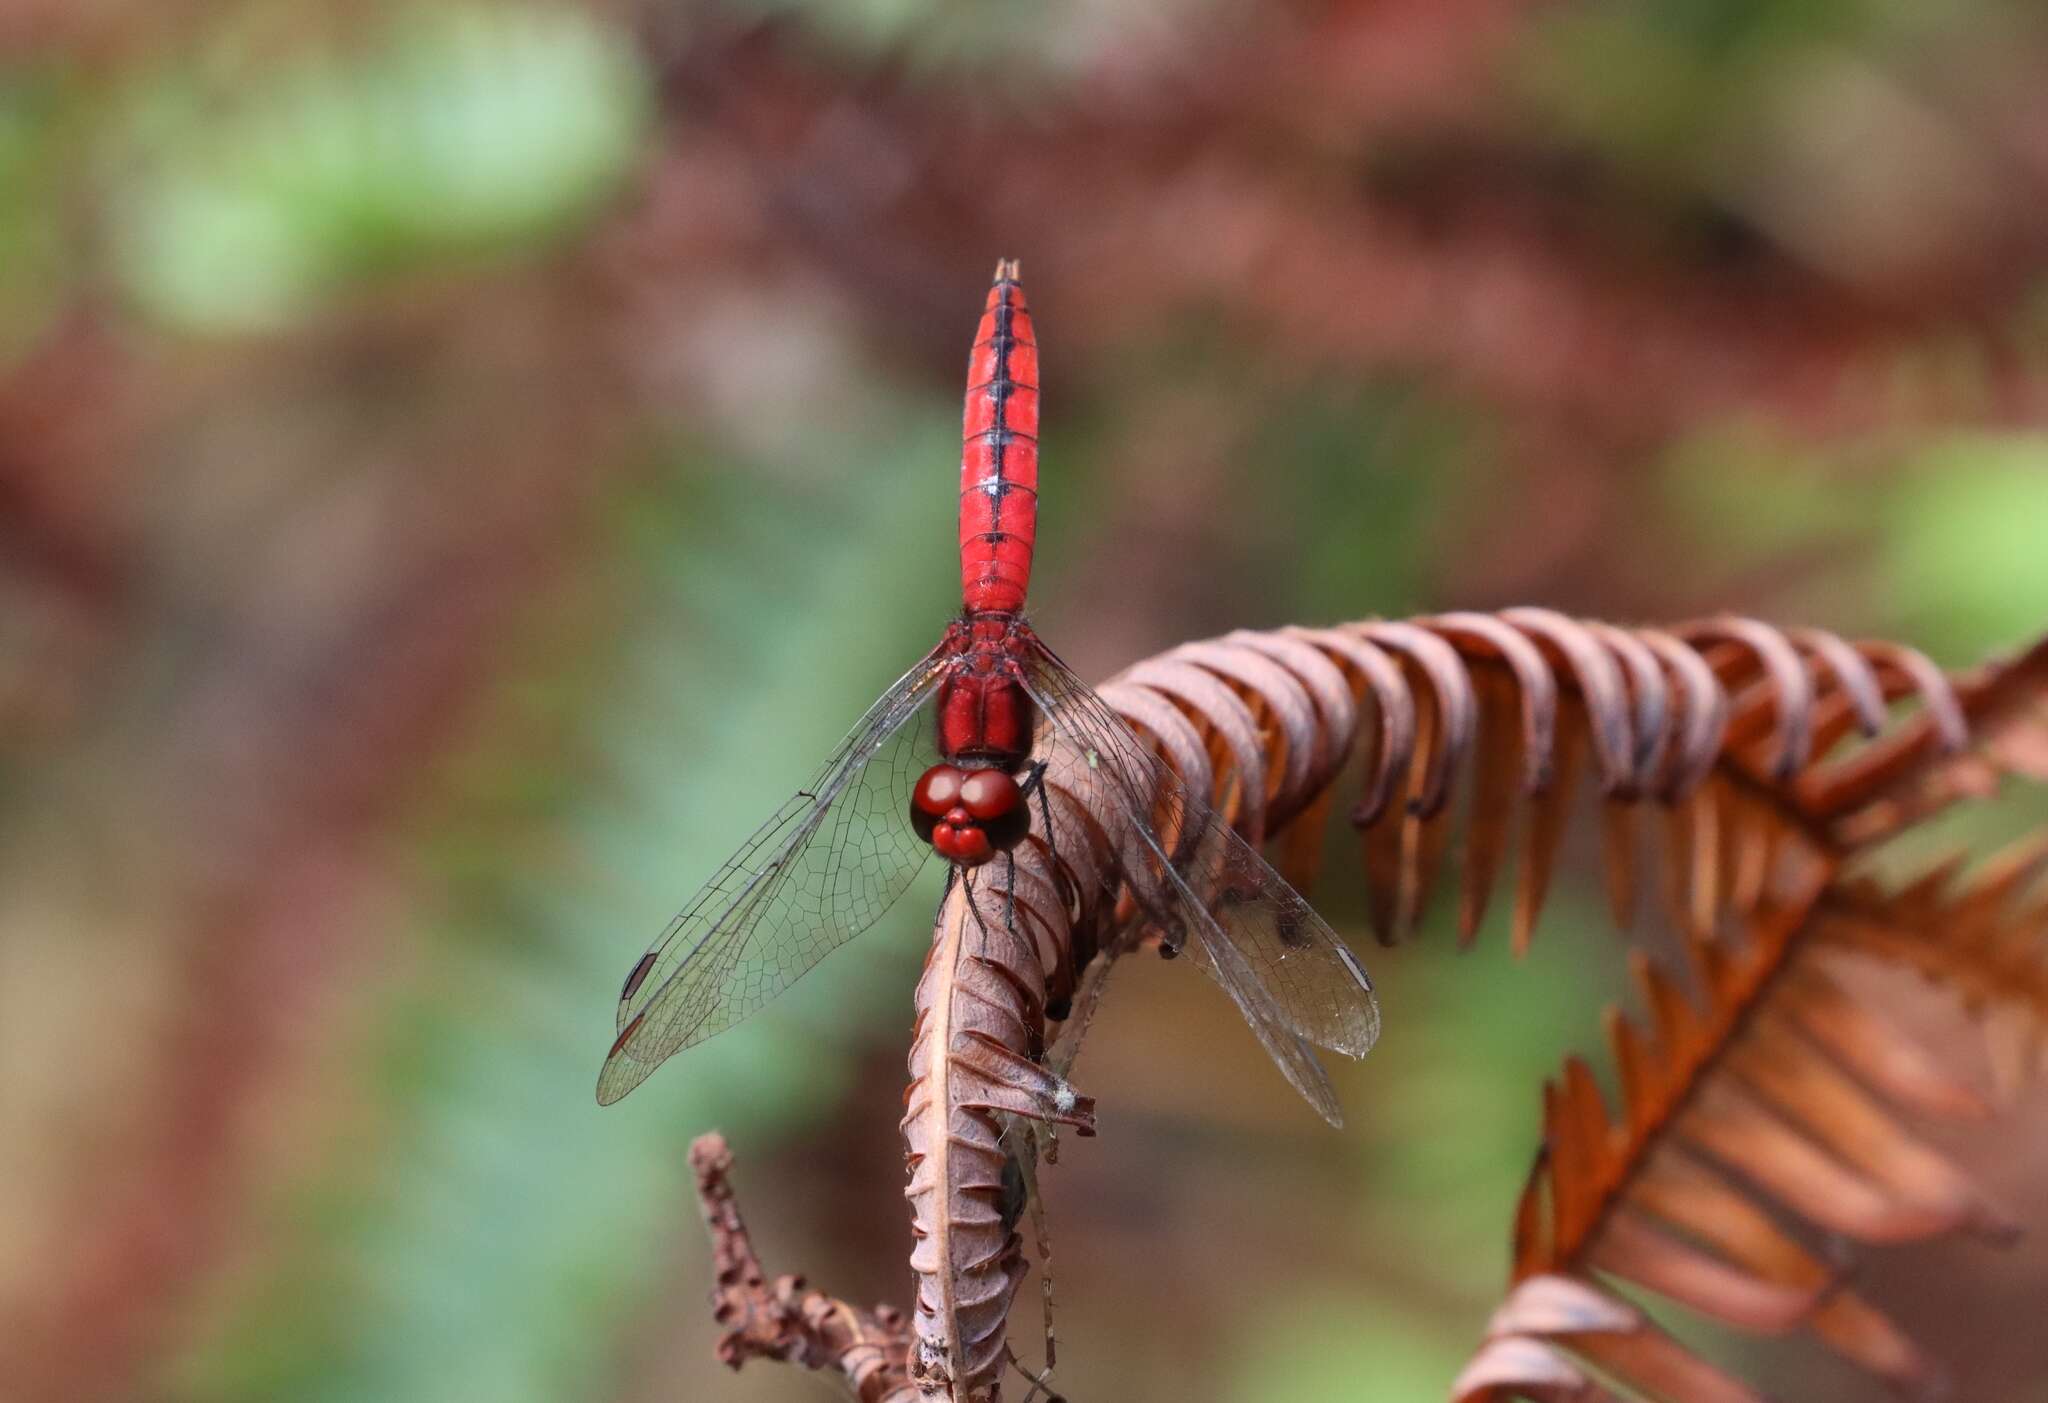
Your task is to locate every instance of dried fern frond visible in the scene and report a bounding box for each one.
[691,616,2046,1403]
[1089,616,2048,1401]
[1816,844,2048,1102]
[1429,665,2048,1402]
[1099,616,2047,953]
[1452,845,2046,1403]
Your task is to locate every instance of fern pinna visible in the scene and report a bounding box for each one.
[686,610,2047,1402]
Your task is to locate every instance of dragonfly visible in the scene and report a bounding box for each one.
[597,260,1380,1120]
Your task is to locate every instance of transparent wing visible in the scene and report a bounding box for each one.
[1020,639,1380,1125]
[597,652,947,1105]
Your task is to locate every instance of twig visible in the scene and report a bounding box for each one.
[690,1133,918,1403]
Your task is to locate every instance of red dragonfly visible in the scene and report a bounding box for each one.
[597,261,1379,1120]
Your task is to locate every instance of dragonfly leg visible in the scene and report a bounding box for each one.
[1007,1346,1063,1403]
[961,867,993,944]
[1023,759,1061,878]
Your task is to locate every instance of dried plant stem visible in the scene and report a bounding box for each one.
[689,1133,918,1403]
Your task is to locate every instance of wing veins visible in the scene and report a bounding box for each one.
[598,653,946,1103]
[1019,648,1378,1117]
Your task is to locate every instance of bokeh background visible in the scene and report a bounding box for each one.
[5,2,2048,1401]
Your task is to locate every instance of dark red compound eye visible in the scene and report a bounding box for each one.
[910,764,966,842]
[957,769,1021,821]
[961,768,1030,851]
[914,765,965,814]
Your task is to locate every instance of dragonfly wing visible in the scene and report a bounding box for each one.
[1185,927,1347,1126]
[1021,644,1379,1121]
[1152,784,1381,1056]
[598,652,948,1105]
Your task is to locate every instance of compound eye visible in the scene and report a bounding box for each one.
[913,765,966,816]
[957,769,1022,822]
[911,765,966,841]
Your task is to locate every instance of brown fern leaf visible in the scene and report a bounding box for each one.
[1434,659,2048,1402]
[1815,844,2048,1103]
[693,617,2043,1403]
[1090,619,2048,1402]
[1098,615,2038,953]
[1453,845,2046,1403]
[1797,635,2048,848]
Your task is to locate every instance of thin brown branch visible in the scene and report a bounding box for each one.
[689,1134,917,1403]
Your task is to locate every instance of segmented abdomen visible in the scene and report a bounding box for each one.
[958,262,1039,616]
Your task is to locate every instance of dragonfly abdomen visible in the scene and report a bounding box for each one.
[958,260,1039,616]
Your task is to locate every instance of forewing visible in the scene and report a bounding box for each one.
[1021,643,1379,1121]
[598,652,947,1105]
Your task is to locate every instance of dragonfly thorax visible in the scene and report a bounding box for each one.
[910,763,1028,866]
[934,616,1037,767]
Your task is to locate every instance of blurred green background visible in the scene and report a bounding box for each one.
[3,2,2047,1401]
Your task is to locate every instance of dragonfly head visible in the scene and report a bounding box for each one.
[911,762,1028,866]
